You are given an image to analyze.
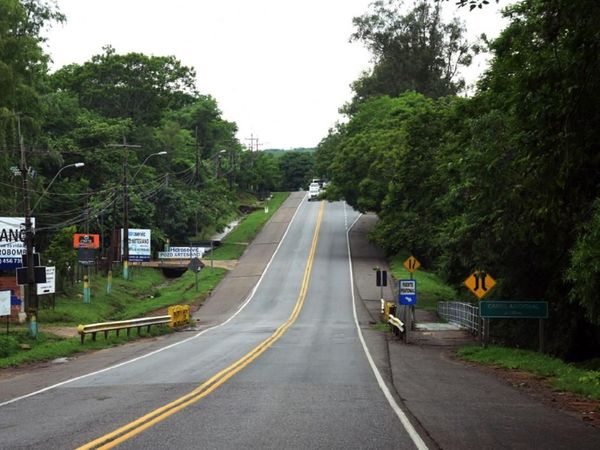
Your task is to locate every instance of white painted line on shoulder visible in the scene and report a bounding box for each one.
[345,207,429,450]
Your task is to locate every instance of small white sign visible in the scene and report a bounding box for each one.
[0,290,10,316]
[37,266,56,295]
[399,280,416,295]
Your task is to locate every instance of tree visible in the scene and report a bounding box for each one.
[346,0,475,112]
[278,152,314,191]
[50,46,197,126]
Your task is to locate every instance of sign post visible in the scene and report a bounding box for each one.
[464,270,497,348]
[188,258,205,291]
[374,267,387,301]
[402,256,421,332]
[479,300,548,352]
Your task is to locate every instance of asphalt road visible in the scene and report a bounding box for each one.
[0,197,426,449]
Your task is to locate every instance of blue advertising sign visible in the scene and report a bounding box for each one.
[398,279,417,305]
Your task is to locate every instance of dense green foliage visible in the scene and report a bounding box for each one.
[318,0,600,359]
[0,1,314,272]
[346,0,478,113]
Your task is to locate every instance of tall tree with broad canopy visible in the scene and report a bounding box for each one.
[50,46,198,126]
[346,0,477,112]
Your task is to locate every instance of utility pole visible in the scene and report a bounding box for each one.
[18,116,37,337]
[195,125,202,185]
[245,134,260,152]
[108,137,141,280]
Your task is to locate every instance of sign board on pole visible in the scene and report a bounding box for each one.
[464,270,496,299]
[121,229,151,262]
[16,266,47,285]
[0,217,35,269]
[73,234,100,249]
[398,279,417,305]
[403,256,421,273]
[0,290,10,316]
[187,258,205,273]
[375,269,387,287]
[480,301,548,319]
[77,248,96,266]
[37,266,56,295]
[158,247,207,259]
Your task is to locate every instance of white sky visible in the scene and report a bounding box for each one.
[43,0,510,149]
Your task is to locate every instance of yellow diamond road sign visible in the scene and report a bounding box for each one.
[464,271,496,299]
[403,256,421,273]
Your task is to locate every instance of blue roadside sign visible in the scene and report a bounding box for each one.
[398,279,417,305]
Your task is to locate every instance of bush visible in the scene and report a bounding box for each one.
[0,335,20,358]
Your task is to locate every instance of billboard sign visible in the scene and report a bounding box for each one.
[0,217,35,269]
[121,229,151,262]
[73,233,100,249]
[158,246,206,259]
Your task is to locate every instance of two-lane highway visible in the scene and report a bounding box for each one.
[0,198,427,449]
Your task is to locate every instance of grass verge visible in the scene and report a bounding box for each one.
[457,345,600,401]
[0,327,169,369]
[388,252,457,310]
[210,192,289,260]
[1,267,226,368]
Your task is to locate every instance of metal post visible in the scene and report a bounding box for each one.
[483,318,490,348]
[122,142,129,280]
[19,118,37,338]
[106,270,112,295]
[538,319,545,353]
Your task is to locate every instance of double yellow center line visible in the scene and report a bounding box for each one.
[78,201,325,449]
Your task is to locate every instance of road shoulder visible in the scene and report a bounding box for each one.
[348,213,599,449]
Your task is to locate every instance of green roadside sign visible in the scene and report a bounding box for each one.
[480,301,548,319]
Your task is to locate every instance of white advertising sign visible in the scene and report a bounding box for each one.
[0,290,10,316]
[121,229,151,262]
[158,247,206,259]
[37,266,56,295]
[0,217,35,269]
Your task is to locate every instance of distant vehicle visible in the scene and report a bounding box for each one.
[308,183,320,201]
[310,178,326,188]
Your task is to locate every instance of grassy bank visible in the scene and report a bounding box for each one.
[210,192,289,260]
[388,252,457,310]
[457,345,600,401]
[1,267,226,368]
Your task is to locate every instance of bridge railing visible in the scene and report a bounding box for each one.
[437,302,480,334]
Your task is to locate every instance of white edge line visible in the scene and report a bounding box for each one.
[345,204,429,450]
[0,193,308,408]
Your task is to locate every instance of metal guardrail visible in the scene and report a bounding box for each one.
[388,314,404,335]
[437,301,480,334]
[77,316,171,344]
[77,305,191,344]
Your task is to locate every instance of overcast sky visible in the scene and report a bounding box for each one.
[43,0,509,150]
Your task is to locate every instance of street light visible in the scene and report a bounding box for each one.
[31,162,85,212]
[214,149,226,178]
[24,162,84,337]
[131,151,168,181]
[122,151,167,280]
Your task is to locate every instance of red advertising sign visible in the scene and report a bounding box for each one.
[73,234,100,249]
